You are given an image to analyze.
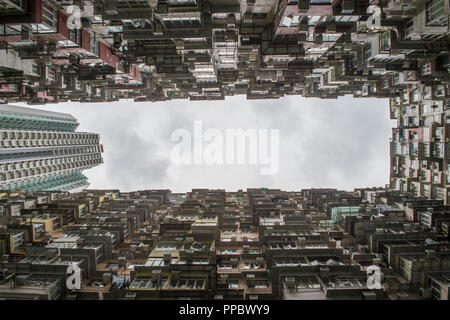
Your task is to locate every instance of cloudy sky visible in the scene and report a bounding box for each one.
[22,96,395,192]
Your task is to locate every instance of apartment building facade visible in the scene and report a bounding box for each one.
[0,187,449,300]
[0,104,103,192]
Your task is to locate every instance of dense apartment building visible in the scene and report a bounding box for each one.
[0,104,104,192]
[0,0,449,301]
[0,187,448,300]
[0,0,447,102]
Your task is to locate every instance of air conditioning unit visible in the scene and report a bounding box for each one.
[186,249,194,261]
[314,34,323,44]
[202,2,211,12]
[157,3,168,14]
[47,42,57,53]
[163,252,171,262]
[103,273,112,285]
[298,22,308,33]
[298,0,309,12]
[69,54,80,64]
[419,287,432,299]
[153,22,163,35]
[341,0,355,14]
[285,277,296,289]
[21,26,31,41]
[15,274,31,286]
[41,55,52,64]
[320,267,329,278]
[82,19,91,28]
[171,270,181,282]
[0,269,7,281]
[113,33,122,45]
[425,249,436,259]
[326,23,336,33]
[152,269,161,282]
[362,291,377,300]
[243,13,252,24]
[104,0,118,15]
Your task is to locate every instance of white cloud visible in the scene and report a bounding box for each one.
[20,95,395,192]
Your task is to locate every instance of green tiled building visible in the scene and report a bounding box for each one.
[0,105,103,192]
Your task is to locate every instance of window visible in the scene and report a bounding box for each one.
[220,249,238,254]
[169,278,205,289]
[380,31,391,51]
[162,17,201,27]
[156,243,177,250]
[333,278,365,288]
[430,279,442,300]
[168,0,197,6]
[47,67,56,81]
[31,64,40,75]
[0,25,20,35]
[280,15,299,27]
[292,276,321,290]
[253,13,267,19]
[69,29,81,45]
[241,259,257,268]
[130,277,167,289]
[90,37,99,56]
[193,258,209,265]
[42,2,58,30]
[275,258,305,267]
[145,258,165,266]
[251,281,268,289]
[426,0,447,26]
[0,0,25,14]
[213,13,227,19]
[365,43,372,59]
[404,19,414,38]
